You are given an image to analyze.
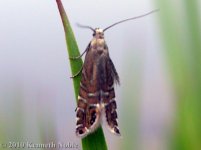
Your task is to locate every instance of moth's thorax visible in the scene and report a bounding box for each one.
[91,38,105,48]
[90,38,107,56]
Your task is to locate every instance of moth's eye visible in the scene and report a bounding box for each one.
[93,32,95,36]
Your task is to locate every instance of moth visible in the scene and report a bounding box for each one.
[71,10,158,138]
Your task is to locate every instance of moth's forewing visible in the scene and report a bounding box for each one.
[103,58,120,135]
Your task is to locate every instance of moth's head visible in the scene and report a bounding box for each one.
[93,28,104,39]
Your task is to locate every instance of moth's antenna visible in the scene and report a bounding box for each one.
[103,9,159,32]
[77,23,95,32]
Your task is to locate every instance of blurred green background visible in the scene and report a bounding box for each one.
[0,0,200,150]
[156,1,201,150]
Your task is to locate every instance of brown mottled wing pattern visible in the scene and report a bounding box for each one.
[76,40,120,137]
[103,58,120,135]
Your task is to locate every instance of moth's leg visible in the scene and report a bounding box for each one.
[70,66,83,78]
[69,44,90,60]
[69,51,85,60]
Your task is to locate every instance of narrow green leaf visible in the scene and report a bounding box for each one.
[56,0,108,150]
[56,0,82,97]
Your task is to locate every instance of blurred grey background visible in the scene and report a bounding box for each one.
[0,0,174,150]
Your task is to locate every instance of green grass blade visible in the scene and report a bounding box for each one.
[82,127,107,150]
[155,1,201,149]
[56,0,82,97]
[56,0,108,150]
